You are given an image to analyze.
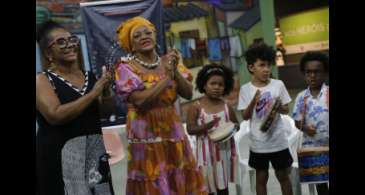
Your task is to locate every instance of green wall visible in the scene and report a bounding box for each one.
[280,7,329,45]
[234,0,278,86]
[233,22,264,86]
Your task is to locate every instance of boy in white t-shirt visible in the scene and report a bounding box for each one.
[237,42,293,195]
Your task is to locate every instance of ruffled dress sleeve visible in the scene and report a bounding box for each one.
[114,63,144,101]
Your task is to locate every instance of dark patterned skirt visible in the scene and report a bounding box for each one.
[37,133,115,195]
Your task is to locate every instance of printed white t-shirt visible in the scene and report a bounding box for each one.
[237,79,291,153]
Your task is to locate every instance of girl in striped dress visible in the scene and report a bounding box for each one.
[187,64,239,195]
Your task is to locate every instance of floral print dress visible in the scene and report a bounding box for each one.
[114,59,207,195]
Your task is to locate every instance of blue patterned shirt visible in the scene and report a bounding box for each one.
[292,84,329,147]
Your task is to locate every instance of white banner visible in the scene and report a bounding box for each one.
[284,40,329,54]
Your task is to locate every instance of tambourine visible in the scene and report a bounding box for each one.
[260,98,281,132]
[208,122,236,143]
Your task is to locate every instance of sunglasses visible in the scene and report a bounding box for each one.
[48,35,80,49]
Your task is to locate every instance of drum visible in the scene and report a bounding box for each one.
[297,146,329,184]
[208,122,236,143]
[260,98,281,132]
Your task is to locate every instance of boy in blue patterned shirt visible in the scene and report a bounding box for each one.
[292,51,329,195]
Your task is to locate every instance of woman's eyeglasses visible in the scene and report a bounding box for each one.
[48,35,80,49]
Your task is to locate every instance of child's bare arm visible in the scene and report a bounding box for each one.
[186,103,219,135]
[294,120,316,137]
[241,90,260,120]
[228,105,240,131]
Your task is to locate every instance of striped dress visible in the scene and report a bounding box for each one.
[195,101,238,193]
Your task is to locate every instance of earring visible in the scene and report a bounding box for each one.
[47,57,54,66]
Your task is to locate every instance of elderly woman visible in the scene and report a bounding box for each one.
[114,16,207,194]
[36,21,115,195]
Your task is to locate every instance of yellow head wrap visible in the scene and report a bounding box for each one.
[116,16,156,53]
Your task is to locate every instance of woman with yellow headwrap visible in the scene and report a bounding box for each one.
[114,16,207,194]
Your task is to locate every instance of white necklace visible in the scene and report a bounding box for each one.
[132,55,160,69]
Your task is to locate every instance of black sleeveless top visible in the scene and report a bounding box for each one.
[36,70,101,141]
[36,70,106,195]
